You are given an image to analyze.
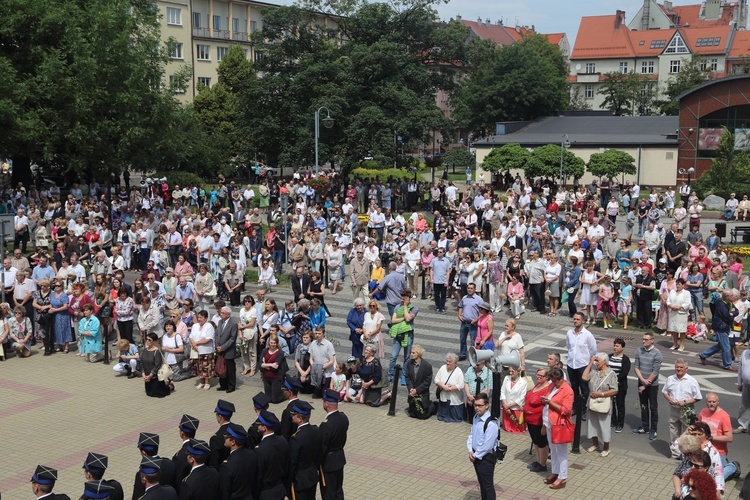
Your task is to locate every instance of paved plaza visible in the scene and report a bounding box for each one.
[1,276,747,499]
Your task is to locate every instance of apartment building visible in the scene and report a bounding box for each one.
[569,0,747,112]
[157,0,337,101]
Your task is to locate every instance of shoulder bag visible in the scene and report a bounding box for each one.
[588,372,614,414]
[551,411,575,444]
[435,367,457,399]
[156,351,174,382]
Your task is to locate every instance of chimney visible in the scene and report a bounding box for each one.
[615,10,626,30]
[641,0,651,30]
[497,19,502,25]
[456,14,461,22]
[477,16,482,25]
[664,1,672,10]
[486,18,491,26]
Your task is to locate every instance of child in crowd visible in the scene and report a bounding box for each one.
[618,276,632,330]
[112,339,139,378]
[330,361,349,401]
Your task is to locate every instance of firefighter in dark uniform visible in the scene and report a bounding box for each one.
[133,433,176,498]
[138,456,178,500]
[82,480,115,499]
[31,465,70,499]
[246,391,272,448]
[280,374,303,440]
[319,389,349,500]
[219,423,257,500]
[289,400,322,500]
[179,439,220,500]
[255,410,290,500]
[82,452,124,500]
[172,414,199,489]
[209,399,235,470]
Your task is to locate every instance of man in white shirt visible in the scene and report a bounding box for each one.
[662,359,702,451]
[566,312,597,419]
[586,217,605,240]
[341,198,354,216]
[3,257,18,293]
[724,193,739,221]
[13,207,30,253]
[243,184,255,204]
[445,183,458,205]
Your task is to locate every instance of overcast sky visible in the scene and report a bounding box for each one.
[273,0,653,47]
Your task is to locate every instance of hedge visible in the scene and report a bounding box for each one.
[351,167,416,181]
[152,171,205,188]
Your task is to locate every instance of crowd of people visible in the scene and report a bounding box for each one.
[5,170,750,499]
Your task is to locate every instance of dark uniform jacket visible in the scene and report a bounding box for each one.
[219,447,257,500]
[133,457,176,499]
[255,434,290,500]
[102,478,124,500]
[319,411,349,473]
[209,423,231,469]
[246,420,263,449]
[178,464,220,500]
[171,441,190,489]
[279,398,299,441]
[289,424,322,491]
[139,484,178,500]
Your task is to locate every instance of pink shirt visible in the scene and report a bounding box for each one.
[698,407,732,456]
[508,281,524,298]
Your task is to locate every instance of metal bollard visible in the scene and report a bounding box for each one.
[102,321,110,365]
[421,271,427,300]
[571,398,583,453]
[387,364,402,416]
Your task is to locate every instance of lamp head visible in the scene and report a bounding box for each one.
[322,115,334,129]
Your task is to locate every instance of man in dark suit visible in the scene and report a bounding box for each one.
[136,457,178,500]
[292,266,312,304]
[83,481,115,499]
[31,465,71,500]
[404,344,433,419]
[255,410,290,500]
[179,440,220,500]
[246,392,271,449]
[82,452,124,500]
[219,423,257,500]
[215,306,238,393]
[209,400,235,470]
[289,401,322,500]
[172,414,199,490]
[319,389,349,500]
[280,374,303,440]
[134,433,176,498]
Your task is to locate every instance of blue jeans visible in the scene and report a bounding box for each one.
[272,250,284,271]
[724,208,736,220]
[459,321,477,359]
[567,288,578,316]
[721,454,736,480]
[389,334,413,380]
[638,218,647,236]
[700,330,732,369]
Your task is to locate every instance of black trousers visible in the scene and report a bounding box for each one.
[612,383,627,427]
[636,299,653,327]
[566,366,589,413]
[530,283,545,313]
[638,382,659,431]
[434,283,447,311]
[219,356,236,391]
[117,320,134,343]
[320,468,344,500]
[567,288,578,316]
[228,287,241,307]
[473,455,496,500]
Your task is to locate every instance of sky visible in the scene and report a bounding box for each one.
[271,0,656,47]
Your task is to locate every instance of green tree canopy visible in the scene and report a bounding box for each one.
[451,34,569,135]
[525,144,584,180]
[442,149,475,169]
[481,143,529,173]
[657,56,710,115]
[597,72,658,116]
[586,149,637,179]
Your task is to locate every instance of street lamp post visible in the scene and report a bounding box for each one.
[314,107,334,177]
[559,134,571,187]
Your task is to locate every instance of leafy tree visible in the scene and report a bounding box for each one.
[525,144,584,180]
[587,149,636,179]
[569,86,592,111]
[442,149,475,169]
[598,72,633,116]
[692,127,750,198]
[481,143,529,173]
[657,56,710,115]
[452,34,569,135]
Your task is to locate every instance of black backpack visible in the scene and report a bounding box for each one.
[483,417,508,463]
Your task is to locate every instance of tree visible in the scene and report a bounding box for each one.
[587,149,636,179]
[657,56,710,115]
[569,85,592,111]
[598,72,634,116]
[451,34,569,136]
[481,143,529,174]
[442,149,475,169]
[525,144,584,180]
[692,127,750,198]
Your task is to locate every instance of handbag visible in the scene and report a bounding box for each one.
[589,284,600,294]
[157,352,174,382]
[436,367,457,399]
[551,414,575,444]
[588,373,613,414]
[214,353,227,378]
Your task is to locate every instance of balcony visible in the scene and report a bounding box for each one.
[193,27,211,38]
[193,27,251,43]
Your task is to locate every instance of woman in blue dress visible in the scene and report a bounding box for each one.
[78,303,103,362]
[49,281,72,353]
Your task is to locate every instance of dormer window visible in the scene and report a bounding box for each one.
[665,34,689,54]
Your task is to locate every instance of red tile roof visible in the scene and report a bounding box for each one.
[629,29,676,56]
[727,29,750,58]
[679,25,732,53]
[571,15,635,60]
[544,33,565,45]
[661,2,737,27]
[460,20,517,46]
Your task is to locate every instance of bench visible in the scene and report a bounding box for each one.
[730,225,750,244]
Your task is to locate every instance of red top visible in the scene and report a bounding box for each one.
[261,349,281,379]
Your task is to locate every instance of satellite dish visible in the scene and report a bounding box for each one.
[575,63,582,71]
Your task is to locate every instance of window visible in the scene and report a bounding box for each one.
[700,59,708,71]
[250,21,257,33]
[232,18,240,33]
[217,46,229,62]
[711,58,718,71]
[169,42,183,60]
[196,44,210,61]
[169,75,186,94]
[670,59,681,73]
[641,61,655,74]
[650,40,666,49]
[584,84,594,99]
[166,7,181,25]
[665,34,689,54]
[198,77,211,88]
[619,62,628,74]
[585,62,596,73]
[193,12,201,28]
[213,15,221,31]
[254,51,265,63]
[696,37,721,47]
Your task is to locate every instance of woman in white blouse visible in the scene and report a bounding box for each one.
[239,295,259,376]
[189,310,215,390]
[667,278,692,351]
[496,319,526,371]
[501,366,528,433]
[404,240,421,298]
[434,353,465,423]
